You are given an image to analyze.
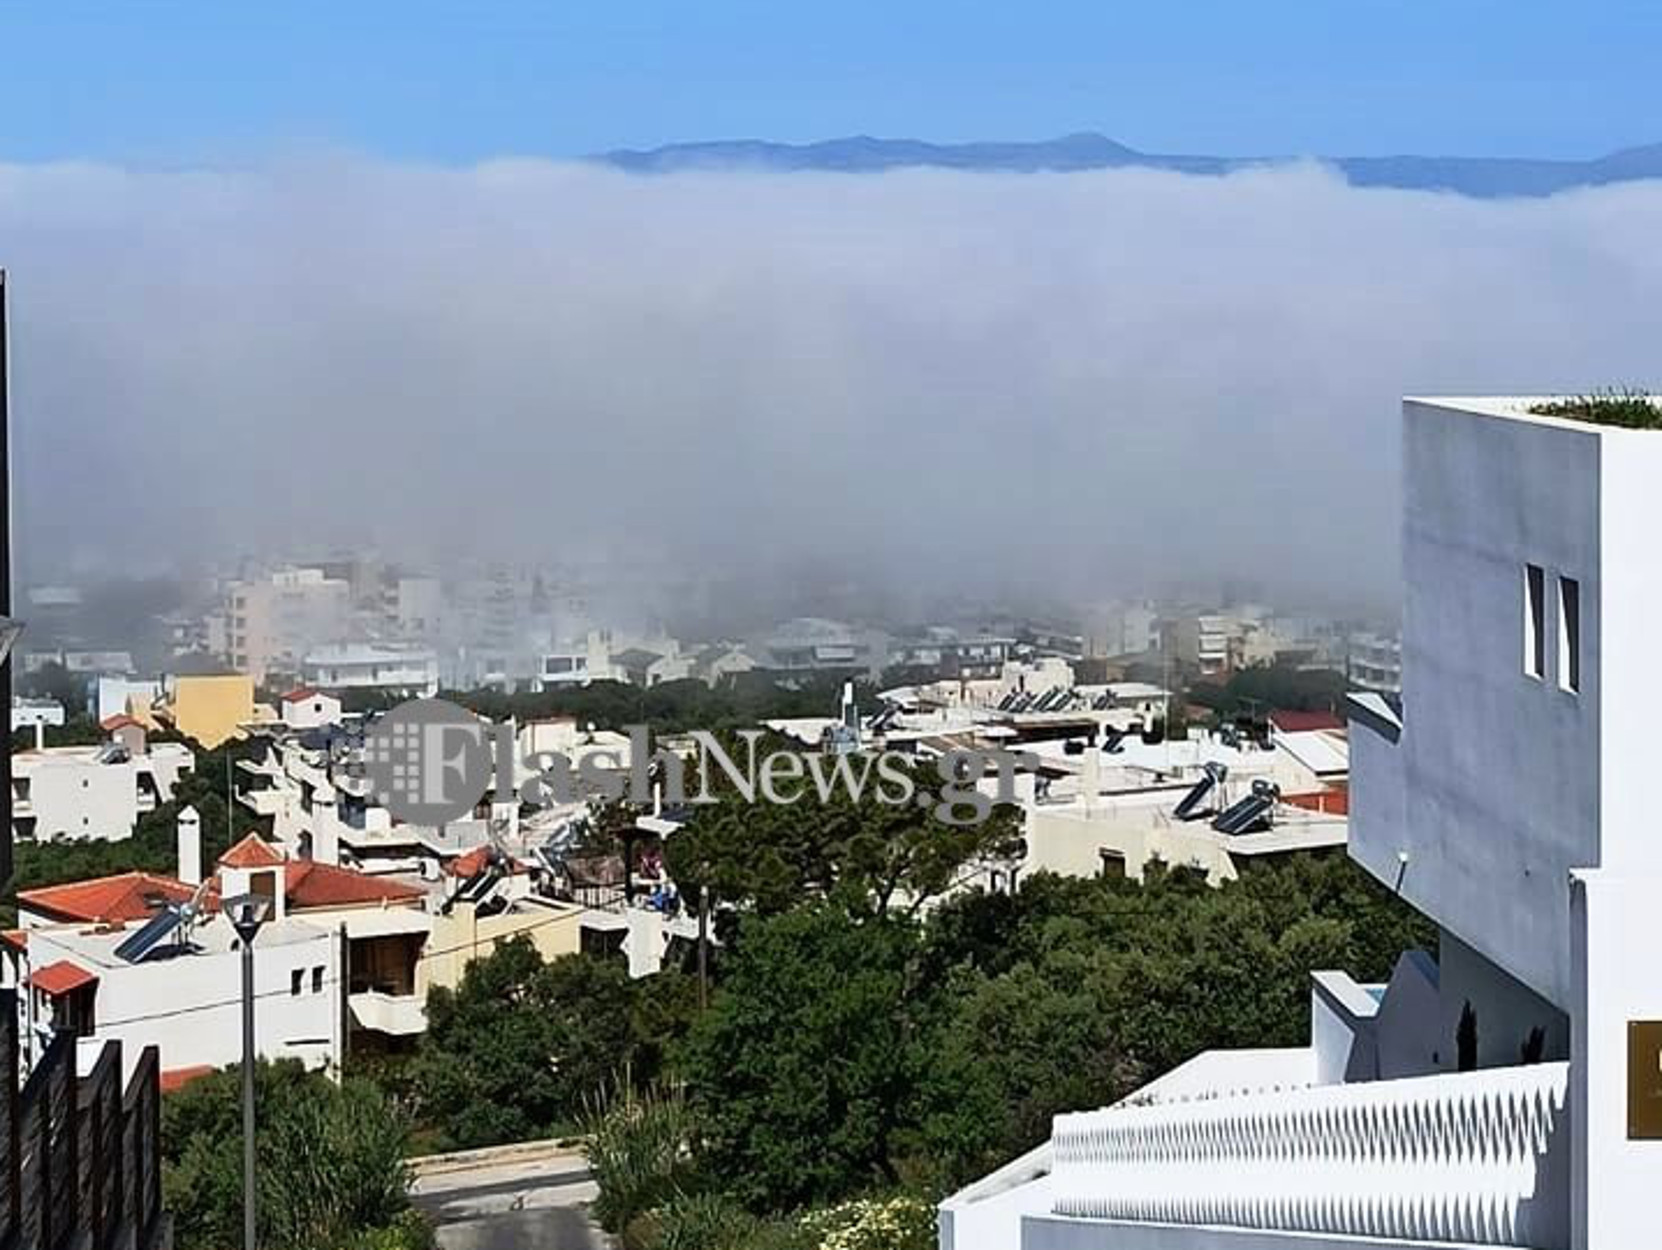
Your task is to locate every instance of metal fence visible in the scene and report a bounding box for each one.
[0,989,165,1250]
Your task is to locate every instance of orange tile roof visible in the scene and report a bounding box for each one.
[1270,710,1347,734]
[1282,788,1350,816]
[19,872,198,924]
[219,833,286,869]
[29,960,99,997]
[100,713,141,732]
[0,930,26,953]
[160,1065,216,1095]
[444,846,529,879]
[284,860,425,910]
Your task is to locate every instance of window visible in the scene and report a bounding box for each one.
[1558,576,1581,693]
[1524,564,1545,679]
[290,969,303,996]
[312,966,324,994]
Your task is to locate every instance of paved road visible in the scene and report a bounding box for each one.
[411,1149,607,1250]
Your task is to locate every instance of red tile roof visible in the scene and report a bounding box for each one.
[1282,788,1350,816]
[100,713,141,732]
[18,853,419,927]
[29,960,99,997]
[161,1065,216,1094]
[1270,710,1346,734]
[19,872,198,924]
[284,860,424,910]
[0,930,26,953]
[281,687,322,704]
[444,846,530,879]
[219,833,286,869]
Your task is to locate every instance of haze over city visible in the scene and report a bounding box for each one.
[6,2,1662,617]
[5,156,1661,612]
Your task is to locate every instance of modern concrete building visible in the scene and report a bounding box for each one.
[943,396,1662,1250]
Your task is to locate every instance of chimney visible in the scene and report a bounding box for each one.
[177,805,202,885]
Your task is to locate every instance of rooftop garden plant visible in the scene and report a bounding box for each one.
[1530,388,1662,430]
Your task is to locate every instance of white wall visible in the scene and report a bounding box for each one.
[1351,401,1603,1011]
[1437,928,1568,1071]
[1570,869,1662,1250]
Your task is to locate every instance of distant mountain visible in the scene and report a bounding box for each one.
[599,133,1662,198]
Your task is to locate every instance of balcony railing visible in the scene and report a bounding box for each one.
[348,991,426,1036]
[1051,1062,1569,1249]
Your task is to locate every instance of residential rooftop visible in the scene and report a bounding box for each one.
[1408,392,1662,431]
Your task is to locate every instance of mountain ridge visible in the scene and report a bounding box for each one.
[599,132,1662,197]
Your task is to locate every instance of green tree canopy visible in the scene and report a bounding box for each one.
[412,938,697,1150]
[676,906,920,1210]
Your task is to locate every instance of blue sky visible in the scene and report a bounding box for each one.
[2,0,1660,163]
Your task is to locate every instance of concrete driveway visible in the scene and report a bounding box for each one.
[410,1143,607,1250]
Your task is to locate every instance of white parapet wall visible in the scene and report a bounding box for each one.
[1049,1062,1570,1249]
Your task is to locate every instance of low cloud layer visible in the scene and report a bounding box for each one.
[3,158,1659,613]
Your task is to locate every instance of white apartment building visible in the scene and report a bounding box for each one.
[4,824,443,1076]
[302,643,439,697]
[535,630,627,689]
[236,716,695,980]
[11,696,64,745]
[944,397,1662,1250]
[12,719,193,842]
[225,566,352,681]
[1348,629,1404,696]
[15,902,345,1079]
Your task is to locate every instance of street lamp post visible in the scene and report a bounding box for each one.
[225,893,273,1250]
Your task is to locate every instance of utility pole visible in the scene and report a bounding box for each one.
[242,933,256,1250]
[227,894,272,1250]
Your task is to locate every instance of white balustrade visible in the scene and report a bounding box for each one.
[1051,1062,1569,1248]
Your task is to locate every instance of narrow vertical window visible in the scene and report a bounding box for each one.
[1558,576,1580,693]
[1524,564,1545,679]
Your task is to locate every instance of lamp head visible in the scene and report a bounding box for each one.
[223,892,274,945]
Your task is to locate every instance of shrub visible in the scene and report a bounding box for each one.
[583,1085,702,1234]
[163,1061,421,1250]
[800,1196,936,1250]
[654,1193,761,1250]
[1531,389,1662,430]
